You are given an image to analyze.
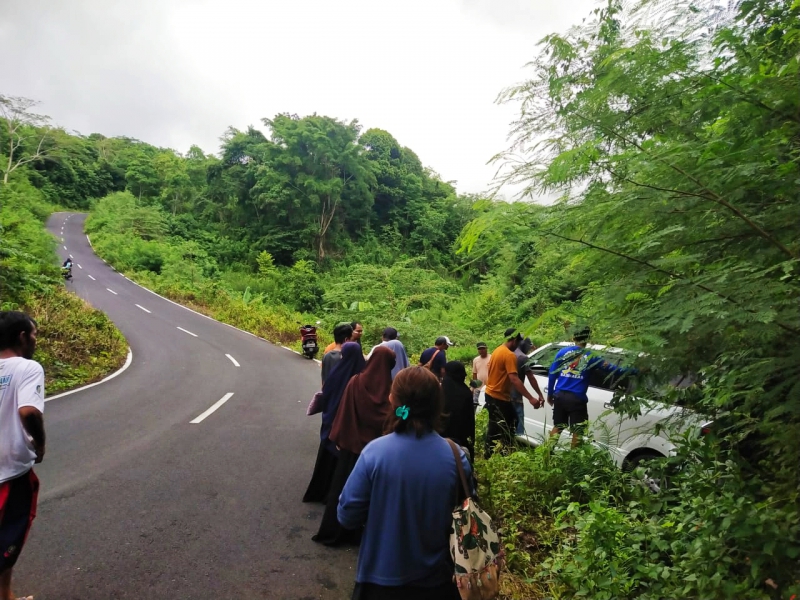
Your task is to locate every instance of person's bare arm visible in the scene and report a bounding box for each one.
[526,372,545,406]
[508,372,534,403]
[19,406,45,463]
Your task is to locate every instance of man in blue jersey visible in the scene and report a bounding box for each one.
[547,326,622,447]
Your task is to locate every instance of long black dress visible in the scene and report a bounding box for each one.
[442,361,476,460]
[302,343,365,504]
[311,448,362,546]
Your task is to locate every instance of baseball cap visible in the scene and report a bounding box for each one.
[476,341,487,349]
[573,326,591,342]
[382,327,398,340]
[504,327,524,341]
[435,336,455,347]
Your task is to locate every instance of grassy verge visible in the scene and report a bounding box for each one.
[117,270,327,353]
[1,177,128,393]
[24,286,128,394]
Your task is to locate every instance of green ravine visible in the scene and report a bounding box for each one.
[2,0,799,597]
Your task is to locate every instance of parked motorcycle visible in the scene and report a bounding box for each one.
[299,322,320,359]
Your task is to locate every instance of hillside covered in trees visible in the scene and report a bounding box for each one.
[2,0,799,596]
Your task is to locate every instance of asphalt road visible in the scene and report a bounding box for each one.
[14,213,357,600]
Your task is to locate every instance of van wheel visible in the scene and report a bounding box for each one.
[623,451,666,493]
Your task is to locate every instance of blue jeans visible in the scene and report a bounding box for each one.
[513,401,525,435]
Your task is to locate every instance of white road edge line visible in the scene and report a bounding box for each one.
[108,259,325,364]
[135,304,151,314]
[177,326,198,337]
[88,275,96,281]
[46,348,133,402]
[225,353,240,367]
[190,393,234,424]
[86,234,93,248]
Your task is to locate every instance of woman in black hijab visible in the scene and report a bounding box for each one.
[441,361,475,460]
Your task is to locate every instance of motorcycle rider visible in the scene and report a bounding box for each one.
[61,258,73,280]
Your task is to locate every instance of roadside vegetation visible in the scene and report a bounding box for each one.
[3,0,800,596]
[0,176,127,393]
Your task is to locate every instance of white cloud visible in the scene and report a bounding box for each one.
[2,0,597,196]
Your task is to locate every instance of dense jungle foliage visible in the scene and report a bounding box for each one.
[2,0,799,596]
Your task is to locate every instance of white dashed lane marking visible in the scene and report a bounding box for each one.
[88,275,96,281]
[177,326,198,337]
[135,304,151,314]
[190,393,234,424]
[106,288,118,295]
[77,264,82,269]
[63,245,67,250]
[225,354,240,367]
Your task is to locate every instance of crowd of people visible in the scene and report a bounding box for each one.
[0,307,608,600]
[304,322,620,597]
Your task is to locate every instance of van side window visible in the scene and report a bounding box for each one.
[528,346,561,376]
[587,352,630,391]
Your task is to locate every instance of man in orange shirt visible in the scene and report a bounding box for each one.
[484,327,542,458]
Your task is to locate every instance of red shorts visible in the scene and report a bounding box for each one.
[0,470,39,574]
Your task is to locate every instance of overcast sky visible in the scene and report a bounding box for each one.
[2,0,597,197]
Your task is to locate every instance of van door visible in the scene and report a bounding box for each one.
[523,344,563,444]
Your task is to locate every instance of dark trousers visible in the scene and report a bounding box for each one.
[484,394,518,458]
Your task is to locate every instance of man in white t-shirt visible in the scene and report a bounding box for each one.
[0,311,45,600]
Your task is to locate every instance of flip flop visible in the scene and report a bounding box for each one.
[16,596,34,600]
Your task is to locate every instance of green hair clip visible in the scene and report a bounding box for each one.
[395,405,409,420]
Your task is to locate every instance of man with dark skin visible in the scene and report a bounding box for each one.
[484,328,541,458]
[419,336,453,380]
[0,311,46,600]
[350,322,364,348]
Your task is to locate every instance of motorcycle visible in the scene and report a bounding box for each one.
[299,321,321,359]
[62,266,73,281]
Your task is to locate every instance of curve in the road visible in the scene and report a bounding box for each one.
[14,212,356,600]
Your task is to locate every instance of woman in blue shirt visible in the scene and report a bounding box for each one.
[338,366,471,600]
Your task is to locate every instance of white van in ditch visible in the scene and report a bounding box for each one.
[478,342,706,469]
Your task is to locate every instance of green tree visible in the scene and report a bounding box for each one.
[253,114,375,262]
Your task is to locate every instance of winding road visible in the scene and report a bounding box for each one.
[14,213,356,599]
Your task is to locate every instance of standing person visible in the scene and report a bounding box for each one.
[471,341,491,406]
[484,328,543,458]
[0,311,45,600]
[338,367,471,600]
[382,340,409,380]
[366,328,409,379]
[321,323,353,384]
[511,338,545,436]
[350,322,364,348]
[548,326,622,447]
[365,327,397,360]
[313,346,395,546]
[419,336,452,379]
[441,361,476,460]
[303,342,365,504]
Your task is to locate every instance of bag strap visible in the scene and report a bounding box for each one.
[446,438,472,501]
[424,348,441,370]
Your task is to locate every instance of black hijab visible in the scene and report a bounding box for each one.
[441,361,475,459]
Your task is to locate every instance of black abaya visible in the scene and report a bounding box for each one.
[312,448,362,546]
[302,440,338,504]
